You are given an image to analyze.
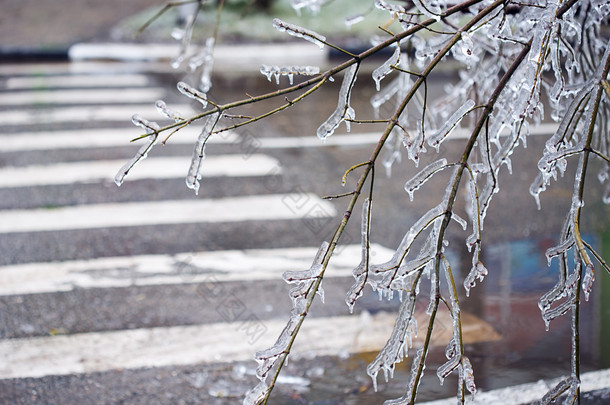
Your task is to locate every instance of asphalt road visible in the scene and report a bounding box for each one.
[0,55,608,405]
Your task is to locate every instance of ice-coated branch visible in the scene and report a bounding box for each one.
[345,198,372,313]
[155,99,184,122]
[404,158,449,201]
[366,293,417,391]
[185,111,221,195]
[427,99,476,152]
[372,45,401,91]
[114,114,160,186]
[317,64,359,141]
[272,18,326,49]
[177,81,208,108]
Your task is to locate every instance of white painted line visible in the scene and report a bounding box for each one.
[0,154,280,188]
[0,244,394,296]
[0,127,238,151]
[68,43,329,70]
[0,308,499,380]
[0,61,172,76]
[420,368,610,405]
[4,73,150,89]
[0,193,337,234]
[0,88,165,105]
[0,103,195,126]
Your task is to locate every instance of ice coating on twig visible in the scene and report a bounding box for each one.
[427,99,475,152]
[260,65,320,85]
[371,204,444,277]
[374,0,405,17]
[460,356,476,398]
[404,158,448,201]
[463,261,488,297]
[250,241,329,389]
[154,99,184,122]
[581,263,595,301]
[411,0,442,20]
[367,294,417,391]
[535,376,579,405]
[346,198,371,313]
[114,114,160,186]
[272,18,326,49]
[436,337,460,385]
[185,112,220,194]
[317,64,358,141]
[545,236,575,265]
[243,380,270,405]
[373,45,400,91]
[177,81,208,108]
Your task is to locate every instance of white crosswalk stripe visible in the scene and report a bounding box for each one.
[0,244,393,296]
[0,194,335,234]
[0,127,238,151]
[0,154,280,188]
[0,103,195,125]
[4,73,151,89]
[0,88,166,105]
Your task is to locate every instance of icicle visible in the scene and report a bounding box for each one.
[260,65,320,84]
[155,100,184,122]
[404,159,448,201]
[530,172,547,210]
[186,112,220,194]
[537,142,583,182]
[427,99,475,152]
[463,261,488,297]
[177,81,208,108]
[366,294,416,389]
[373,45,400,91]
[273,18,326,49]
[582,263,595,301]
[114,115,160,187]
[317,64,358,141]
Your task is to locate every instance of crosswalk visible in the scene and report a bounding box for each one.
[0,61,506,403]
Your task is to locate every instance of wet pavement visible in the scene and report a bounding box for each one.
[1,2,610,403]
